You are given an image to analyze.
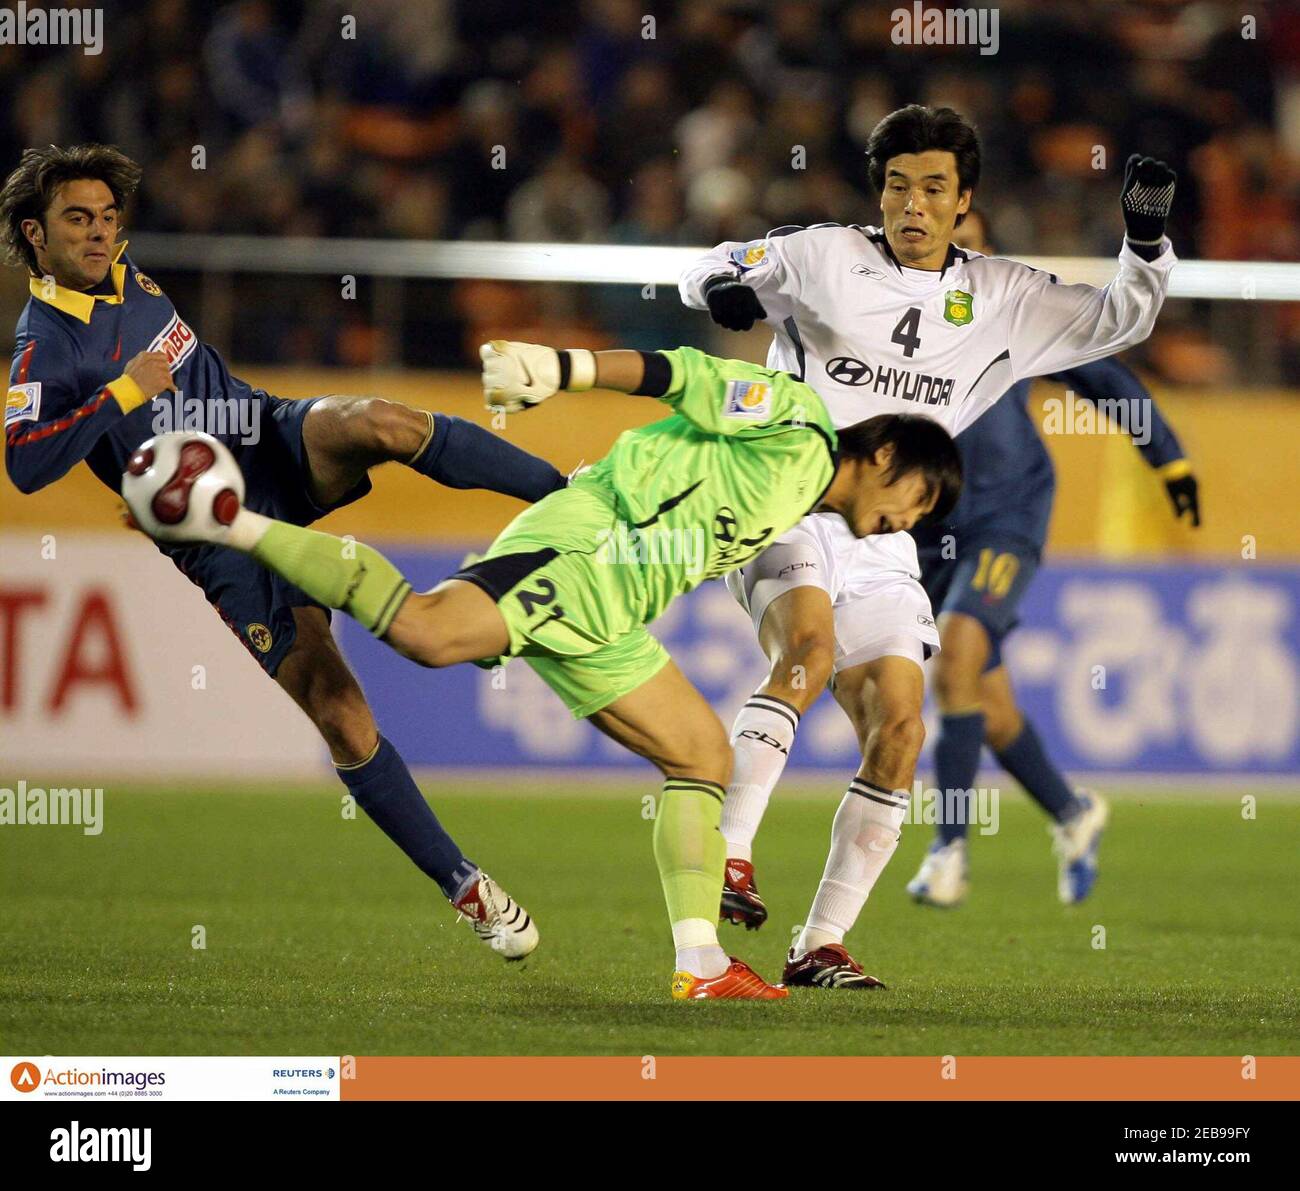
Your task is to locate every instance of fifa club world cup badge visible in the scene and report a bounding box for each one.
[723,379,771,419]
[944,289,974,326]
[729,243,769,270]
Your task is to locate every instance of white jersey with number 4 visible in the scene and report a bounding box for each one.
[679,224,1176,588]
[680,223,1176,438]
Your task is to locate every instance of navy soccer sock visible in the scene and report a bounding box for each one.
[337,736,478,901]
[410,413,565,503]
[994,718,1081,823]
[935,710,985,845]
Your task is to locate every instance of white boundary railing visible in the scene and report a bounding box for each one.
[127,235,1300,300]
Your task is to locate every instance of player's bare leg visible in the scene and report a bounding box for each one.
[381,579,511,668]
[589,662,788,1000]
[978,663,1023,753]
[275,606,382,765]
[720,586,835,929]
[837,655,927,794]
[300,395,564,507]
[783,654,923,989]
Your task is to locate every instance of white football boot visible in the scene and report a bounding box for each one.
[453,873,539,960]
[1052,790,1109,904]
[906,838,970,907]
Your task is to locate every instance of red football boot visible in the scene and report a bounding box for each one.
[782,944,887,989]
[720,858,769,930]
[671,958,789,1000]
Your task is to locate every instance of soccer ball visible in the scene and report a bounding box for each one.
[121,431,245,544]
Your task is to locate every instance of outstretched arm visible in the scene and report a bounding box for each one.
[581,349,656,394]
[480,341,672,411]
[1048,356,1199,527]
[1005,243,1176,383]
[1006,156,1179,382]
[481,340,828,441]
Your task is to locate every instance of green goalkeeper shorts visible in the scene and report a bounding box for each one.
[450,480,672,718]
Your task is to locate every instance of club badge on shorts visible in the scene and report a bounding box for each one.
[247,623,273,653]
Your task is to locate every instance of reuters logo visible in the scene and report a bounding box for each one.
[11,1061,40,1092]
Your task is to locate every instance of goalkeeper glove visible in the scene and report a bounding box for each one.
[1121,154,1177,251]
[480,340,596,413]
[705,278,767,331]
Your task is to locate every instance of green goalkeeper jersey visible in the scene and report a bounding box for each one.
[575,345,838,624]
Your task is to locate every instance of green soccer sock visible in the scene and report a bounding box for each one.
[239,515,412,637]
[653,778,729,976]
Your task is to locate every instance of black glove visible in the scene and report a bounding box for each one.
[705,278,767,331]
[1165,471,1201,528]
[1121,154,1177,248]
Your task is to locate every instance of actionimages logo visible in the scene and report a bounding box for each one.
[11,1060,41,1092]
[9,1060,166,1095]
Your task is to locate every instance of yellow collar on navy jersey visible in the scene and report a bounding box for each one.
[28,239,130,324]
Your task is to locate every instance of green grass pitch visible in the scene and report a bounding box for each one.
[2,784,1297,1056]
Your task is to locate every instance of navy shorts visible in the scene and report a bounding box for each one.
[163,393,372,676]
[917,534,1040,672]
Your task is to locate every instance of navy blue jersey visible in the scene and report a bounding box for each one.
[912,356,1186,556]
[5,240,265,495]
[4,240,382,675]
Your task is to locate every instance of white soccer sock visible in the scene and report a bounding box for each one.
[672,919,728,979]
[794,779,909,958]
[225,508,271,552]
[721,694,800,861]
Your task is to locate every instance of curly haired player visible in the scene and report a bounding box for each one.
[2,144,565,959]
